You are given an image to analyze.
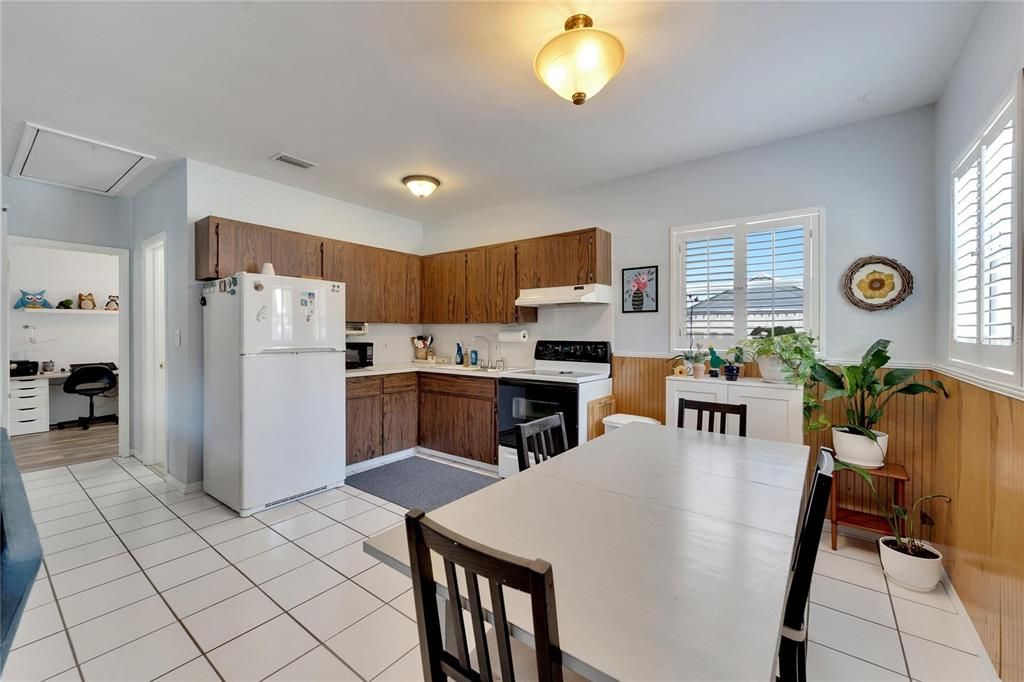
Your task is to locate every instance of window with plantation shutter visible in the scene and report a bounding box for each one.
[671,210,821,351]
[950,94,1020,379]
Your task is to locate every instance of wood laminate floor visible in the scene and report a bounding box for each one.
[11,423,119,472]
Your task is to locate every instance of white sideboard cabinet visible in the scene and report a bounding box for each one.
[665,376,803,444]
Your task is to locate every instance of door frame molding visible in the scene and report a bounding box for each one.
[7,235,131,457]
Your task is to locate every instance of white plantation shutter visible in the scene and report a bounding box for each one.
[950,95,1019,377]
[954,158,981,342]
[683,233,735,338]
[672,211,820,350]
[746,225,806,335]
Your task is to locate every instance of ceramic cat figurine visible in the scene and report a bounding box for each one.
[78,292,96,310]
[14,289,52,309]
[104,295,119,311]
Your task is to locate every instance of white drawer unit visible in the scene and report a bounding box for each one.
[9,378,50,436]
[665,376,803,444]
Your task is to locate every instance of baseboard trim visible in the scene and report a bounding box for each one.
[345,449,415,475]
[415,447,499,475]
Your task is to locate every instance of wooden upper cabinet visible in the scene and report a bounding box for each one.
[465,244,536,324]
[271,231,323,279]
[382,251,421,324]
[325,240,380,322]
[325,242,419,323]
[516,227,611,289]
[421,252,466,324]
[195,216,272,280]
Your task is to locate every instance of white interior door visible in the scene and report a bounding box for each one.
[143,236,167,468]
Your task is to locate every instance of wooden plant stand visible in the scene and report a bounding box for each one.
[829,462,908,550]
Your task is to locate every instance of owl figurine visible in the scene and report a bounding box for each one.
[14,289,52,309]
[104,295,119,311]
[78,292,97,310]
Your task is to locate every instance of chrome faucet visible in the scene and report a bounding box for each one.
[469,335,492,369]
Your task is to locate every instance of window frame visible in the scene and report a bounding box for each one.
[669,207,824,353]
[947,78,1022,385]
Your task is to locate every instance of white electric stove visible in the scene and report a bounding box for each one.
[497,341,612,477]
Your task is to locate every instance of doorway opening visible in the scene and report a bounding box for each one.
[6,235,130,471]
[142,234,167,474]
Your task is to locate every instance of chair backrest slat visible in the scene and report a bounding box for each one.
[443,558,471,668]
[515,413,569,472]
[406,509,562,681]
[464,570,493,682]
[677,398,748,437]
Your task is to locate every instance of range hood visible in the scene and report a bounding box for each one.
[515,283,612,307]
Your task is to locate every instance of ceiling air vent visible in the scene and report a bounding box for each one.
[272,153,318,170]
[9,123,155,196]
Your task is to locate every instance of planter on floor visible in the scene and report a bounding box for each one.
[879,536,943,592]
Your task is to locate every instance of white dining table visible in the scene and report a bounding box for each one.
[363,422,810,681]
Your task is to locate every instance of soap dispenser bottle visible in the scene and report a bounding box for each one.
[455,342,464,366]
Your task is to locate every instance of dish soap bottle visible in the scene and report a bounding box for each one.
[455,342,464,366]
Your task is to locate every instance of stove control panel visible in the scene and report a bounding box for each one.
[534,340,611,363]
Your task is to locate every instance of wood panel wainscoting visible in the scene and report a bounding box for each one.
[610,355,1024,680]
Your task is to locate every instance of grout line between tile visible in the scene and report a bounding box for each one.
[110,458,383,682]
[66,458,227,680]
[882,573,914,680]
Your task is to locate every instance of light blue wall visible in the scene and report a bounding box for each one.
[3,176,132,248]
[129,161,194,483]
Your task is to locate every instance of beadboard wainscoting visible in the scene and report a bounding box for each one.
[610,356,1023,680]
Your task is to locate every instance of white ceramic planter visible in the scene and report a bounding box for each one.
[757,356,787,382]
[831,428,888,468]
[879,536,943,592]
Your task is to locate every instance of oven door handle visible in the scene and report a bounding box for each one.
[498,378,579,391]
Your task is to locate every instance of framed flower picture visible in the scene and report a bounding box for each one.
[622,266,658,313]
[841,256,914,311]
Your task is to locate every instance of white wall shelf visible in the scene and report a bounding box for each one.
[17,308,118,315]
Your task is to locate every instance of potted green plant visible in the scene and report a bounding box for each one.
[811,339,947,468]
[839,462,950,592]
[669,345,710,378]
[709,345,745,381]
[741,327,817,384]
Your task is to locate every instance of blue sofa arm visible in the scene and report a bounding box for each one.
[0,427,44,672]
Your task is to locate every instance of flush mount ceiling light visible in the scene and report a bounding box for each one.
[402,175,440,198]
[534,14,625,106]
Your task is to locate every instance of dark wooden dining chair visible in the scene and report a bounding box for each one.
[515,413,569,472]
[676,398,748,437]
[405,508,566,681]
[777,447,835,682]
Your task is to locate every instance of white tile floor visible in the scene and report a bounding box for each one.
[8,456,993,681]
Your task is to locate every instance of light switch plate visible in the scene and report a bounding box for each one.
[175,329,181,347]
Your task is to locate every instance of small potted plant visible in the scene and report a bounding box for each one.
[709,345,745,381]
[840,462,950,592]
[669,345,709,378]
[811,339,947,468]
[742,327,816,384]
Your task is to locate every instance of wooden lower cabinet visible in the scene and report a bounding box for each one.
[346,395,383,464]
[418,375,497,465]
[347,374,419,465]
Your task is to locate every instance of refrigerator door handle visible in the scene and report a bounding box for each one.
[250,347,343,355]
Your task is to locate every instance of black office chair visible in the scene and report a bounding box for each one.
[777,447,835,682]
[60,365,118,430]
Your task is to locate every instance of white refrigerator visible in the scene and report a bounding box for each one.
[202,272,346,516]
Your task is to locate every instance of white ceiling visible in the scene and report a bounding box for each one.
[2,2,979,223]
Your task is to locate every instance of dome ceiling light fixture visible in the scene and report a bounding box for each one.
[534,13,626,106]
[402,175,440,198]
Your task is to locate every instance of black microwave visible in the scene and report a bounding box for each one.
[346,342,373,369]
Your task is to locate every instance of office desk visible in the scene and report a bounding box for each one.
[8,371,119,435]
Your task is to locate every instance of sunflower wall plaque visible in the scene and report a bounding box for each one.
[841,256,914,311]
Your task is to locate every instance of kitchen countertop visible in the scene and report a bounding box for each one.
[345,362,527,379]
